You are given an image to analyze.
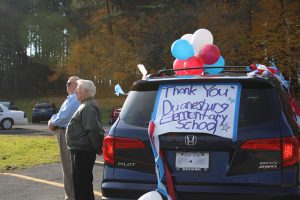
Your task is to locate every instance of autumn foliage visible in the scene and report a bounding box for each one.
[0,0,299,97]
[67,0,300,91]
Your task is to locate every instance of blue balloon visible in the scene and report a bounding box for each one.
[205,56,225,74]
[171,39,194,60]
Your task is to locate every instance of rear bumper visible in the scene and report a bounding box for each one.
[102,182,156,199]
[101,181,300,200]
[32,114,52,121]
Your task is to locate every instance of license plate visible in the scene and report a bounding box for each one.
[175,152,209,171]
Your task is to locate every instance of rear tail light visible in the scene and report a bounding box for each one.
[102,136,145,165]
[241,138,281,151]
[103,137,114,165]
[241,137,299,167]
[282,137,299,167]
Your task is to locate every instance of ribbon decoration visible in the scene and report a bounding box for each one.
[248,63,300,129]
[114,84,126,96]
[148,121,175,200]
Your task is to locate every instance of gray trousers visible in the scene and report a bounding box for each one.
[56,129,75,200]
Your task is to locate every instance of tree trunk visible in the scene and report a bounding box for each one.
[105,0,113,34]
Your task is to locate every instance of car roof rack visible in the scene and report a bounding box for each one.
[148,65,291,93]
[150,66,251,78]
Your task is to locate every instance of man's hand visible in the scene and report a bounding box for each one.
[48,120,56,131]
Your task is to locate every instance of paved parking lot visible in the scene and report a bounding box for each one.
[0,123,112,200]
[0,158,104,200]
[0,123,111,135]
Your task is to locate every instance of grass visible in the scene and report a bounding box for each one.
[0,135,60,172]
[13,95,127,124]
[0,96,127,171]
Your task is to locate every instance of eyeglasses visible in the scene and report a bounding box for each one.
[66,82,73,87]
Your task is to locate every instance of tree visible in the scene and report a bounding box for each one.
[0,0,30,97]
[1,0,300,97]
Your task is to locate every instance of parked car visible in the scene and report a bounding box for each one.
[0,103,28,130]
[32,101,57,123]
[101,66,300,200]
[0,101,18,110]
[108,107,122,125]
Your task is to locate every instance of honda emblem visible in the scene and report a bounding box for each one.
[185,135,197,146]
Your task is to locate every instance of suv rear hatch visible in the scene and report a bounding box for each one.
[109,78,296,187]
[159,82,284,186]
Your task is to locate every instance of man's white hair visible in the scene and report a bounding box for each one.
[69,76,80,81]
[77,79,96,97]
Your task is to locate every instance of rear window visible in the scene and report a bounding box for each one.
[120,91,157,127]
[238,88,280,128]
[35,103,52,109]
[120,87,280,128]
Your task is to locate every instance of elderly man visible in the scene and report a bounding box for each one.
[66,79,104,200]
[48,76,80,200]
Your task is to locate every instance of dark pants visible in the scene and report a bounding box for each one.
[70,149,96,200]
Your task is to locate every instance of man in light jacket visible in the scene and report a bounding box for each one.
[48,76,80,200]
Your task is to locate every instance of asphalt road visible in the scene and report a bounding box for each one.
[0,122,53,135]
[0,158,104,200]
[0,122,111,135]
[0,123,118,200]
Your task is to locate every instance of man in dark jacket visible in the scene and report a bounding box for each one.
[66,79,104,200]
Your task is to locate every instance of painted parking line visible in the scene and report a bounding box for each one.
[1,172,102,197]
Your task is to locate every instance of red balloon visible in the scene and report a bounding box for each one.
[184,56,204,75]
[173,59,188,75]
[199,44,220,65]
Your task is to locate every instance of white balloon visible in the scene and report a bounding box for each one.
[138,191,163,200]
[180,33,193,44]
[257,64,268,71]
[191,29,214,55]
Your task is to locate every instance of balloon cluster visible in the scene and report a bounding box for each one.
[171,29,225,75]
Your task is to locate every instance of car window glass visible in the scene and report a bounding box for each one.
[238,88,280,127]
[121,88,280,129]
[120,91,157,127]
[0,102,9,108]
[278,87,299,132]
[44,105,52,109]
[35,103,51,109]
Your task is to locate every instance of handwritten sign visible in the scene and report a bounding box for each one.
[152,83,241,140]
